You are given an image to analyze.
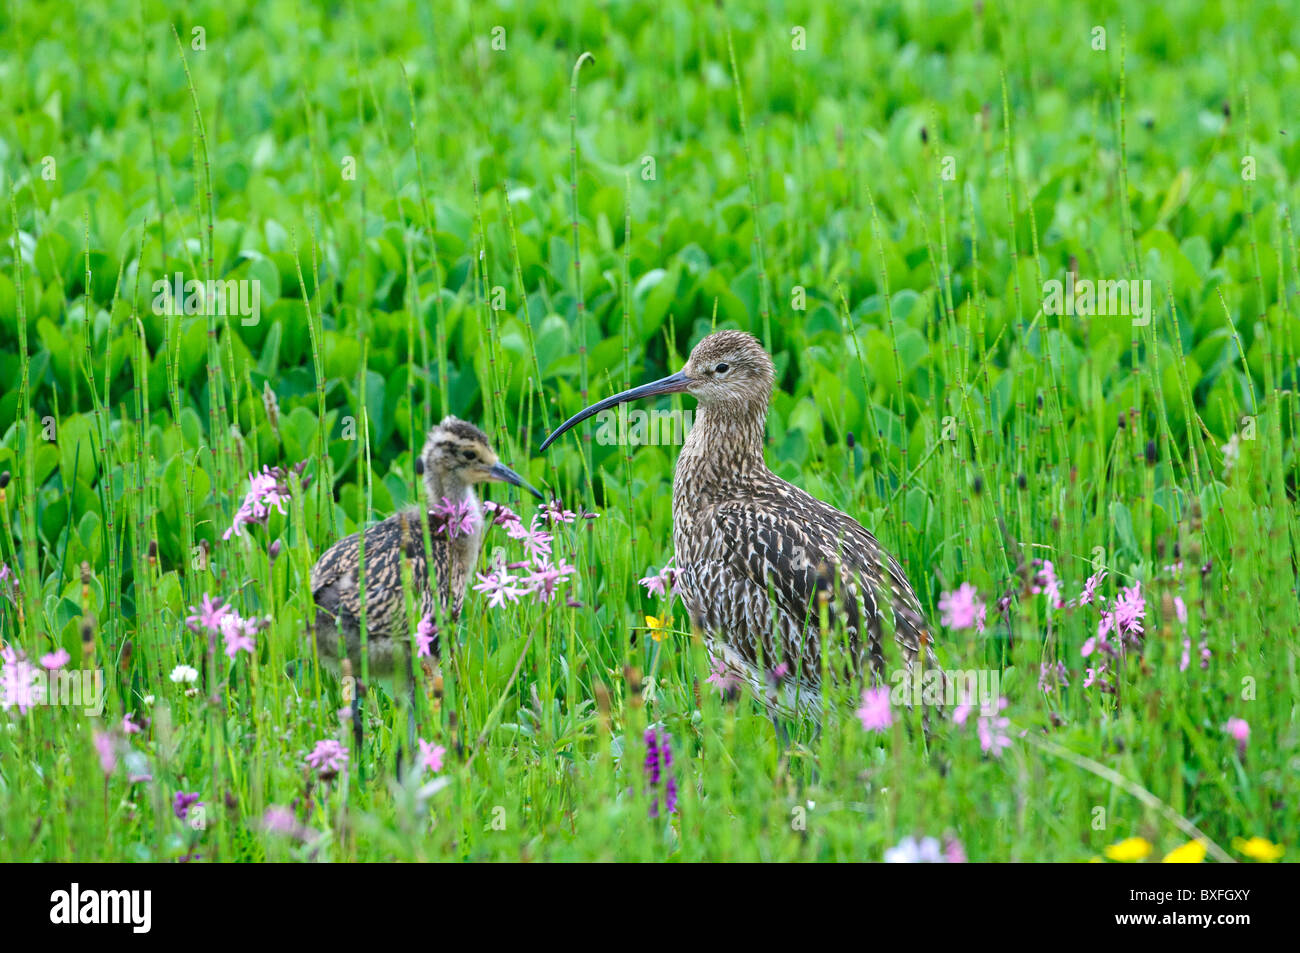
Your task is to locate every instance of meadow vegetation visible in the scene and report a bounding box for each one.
[0,0,1296,861]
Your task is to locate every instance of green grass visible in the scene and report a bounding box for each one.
[0,0,1297,862]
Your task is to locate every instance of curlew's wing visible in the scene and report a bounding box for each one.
[311,508,447,637]
[696,485,930,684]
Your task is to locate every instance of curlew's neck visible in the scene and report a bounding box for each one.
[424,473,485,532]
[673,400,768,503]
[425,470,468,507]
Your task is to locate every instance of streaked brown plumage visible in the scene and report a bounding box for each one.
[541,330,934,716]
[311,416,541,676]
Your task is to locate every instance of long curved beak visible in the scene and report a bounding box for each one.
[539,371,692,451]
[487,462,544,499]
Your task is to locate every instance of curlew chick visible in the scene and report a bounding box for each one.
[311,416,542,676]
[541,330,933,717]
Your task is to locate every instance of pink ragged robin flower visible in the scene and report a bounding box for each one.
[705,656,741,695]
[305,738,349,779]
[977,698,1012,757]
[415,613,438,658]
[0,646,45,715]
[540,501,577,524]
[218,611,257,658]
[1038,660,1069,692]
[522,557,578,603]
[1031,559,1064,609]
[472,568,528,609]
[506,516,553,561]
[92,730,117,775]
[1078,569,1106,606]
[481,499,521,527]
[944,836,968,863]
[638,564,682,599]
[432,496,478,539]
[1111,583,1146,636]
[883,836,944,863]
[40,647,70,670]
[856,686,893,732]
[419,739,447,774]
[185,593,230,634]
[938,583,984,631]
[1224,717,1249,756]
[223,465,291,540]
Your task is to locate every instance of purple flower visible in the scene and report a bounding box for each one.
[856,686,893,732]
[540,501,577,524]
[185,593,230,634]
[472,569,528,609]
[884,836,944,863]
[1031,559,1064,609]
[1224,718,1249,756]
[40,648,70,670]
[92,731,117,775]
[944,836,968,863]
[1111,583,1146,636]
[977,699,1012,757]
[644,728,678,818]
[416,614,439,658]
[432,496,478,539]
[173,791,202,820]
[306,739,349,779]
[638,564,681,599]
[0,646,46,714]
[938,582,984,631]
[705,656,741,695]
[977,717,1012,755]
[885,834,967,863]
[481,500,521,527]
[638,570,669,598]
[521,558,578,603]
[1078,569,1107,606]
[506,516,553,561]
[219,612,257,658]
[419,739,447,774]
[1038,660,1069,692]
[223,466,290,540]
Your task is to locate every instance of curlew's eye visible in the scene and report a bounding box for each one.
[715,362,730,374]
[458,449,476,463]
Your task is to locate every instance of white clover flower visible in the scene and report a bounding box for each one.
[170,664,199,685]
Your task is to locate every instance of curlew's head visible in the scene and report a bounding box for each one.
[539,329,774,451]
[416,416,543,499]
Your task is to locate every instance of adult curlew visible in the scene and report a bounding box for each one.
[311,416,542,677]
[540,330,934,717]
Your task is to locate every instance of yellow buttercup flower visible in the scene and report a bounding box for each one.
[1232,836,1284,862]
[1162,840,1207,863]
[645,615,671,642]
[1104,837,1153,862]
